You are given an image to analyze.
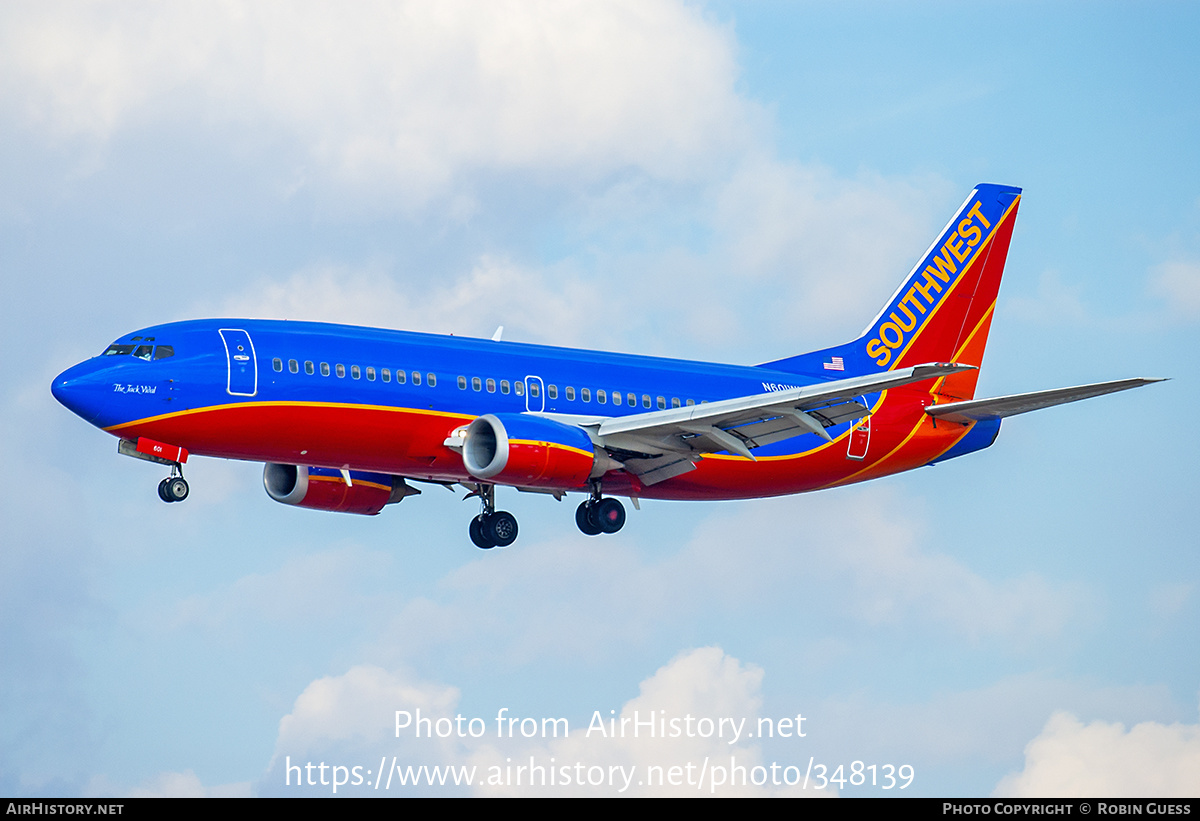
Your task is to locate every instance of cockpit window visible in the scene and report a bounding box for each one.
[102,343,174,359]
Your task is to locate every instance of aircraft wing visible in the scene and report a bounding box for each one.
[584,362,974,485]
[924,378,1165,424]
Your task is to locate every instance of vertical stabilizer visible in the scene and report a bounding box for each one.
[761,184,1021,400]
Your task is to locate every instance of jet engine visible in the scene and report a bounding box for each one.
[263,464,418,515]
[461,413,619,488]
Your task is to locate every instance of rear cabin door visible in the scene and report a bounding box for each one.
[219,329,258,397]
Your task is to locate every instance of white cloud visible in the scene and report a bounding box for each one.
[5,0,954,358]
[711,160,950,337]
[0,1,752,202]
[1149,582,1193,620]
[1005,269,1091,327]
[994,707,1200,797]
[147,544,394,634]
[212,256,604,345]
[124,770,252,798]
[1151,260,1200,319]
[260,648,828,796]
[470,647,825,796]
[362,487,1090,675]
[274,665,459,755]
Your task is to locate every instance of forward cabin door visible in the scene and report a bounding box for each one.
[219,328,258,397]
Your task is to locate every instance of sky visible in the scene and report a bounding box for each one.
[1,0,1198,798]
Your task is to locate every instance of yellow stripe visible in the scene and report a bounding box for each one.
[821,199,1021,486]
[510,439,594,458]
[104,400,473,433]
[827,294,1001,487]
[308,475,392,492]
[885,194,1020,372]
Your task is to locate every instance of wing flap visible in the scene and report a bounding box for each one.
[595,362,972,462]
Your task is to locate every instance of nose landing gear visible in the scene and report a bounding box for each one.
[157,464,189,503]
[116,439,191,504]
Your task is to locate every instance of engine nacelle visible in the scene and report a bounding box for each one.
[263,464,417,515]
[462,413,614,488]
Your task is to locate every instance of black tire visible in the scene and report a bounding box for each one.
[576,501,601,536]
[593,498,626,534]
[484,511,518,547]
[165,477,189,502]
[469,515,495,549]
[158,478,173,503]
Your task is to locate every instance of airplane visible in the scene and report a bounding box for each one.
[51,184,1161,549]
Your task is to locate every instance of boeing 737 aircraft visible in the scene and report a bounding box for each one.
[52,184,1160,548]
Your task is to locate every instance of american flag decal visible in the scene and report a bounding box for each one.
[823,356,845,371]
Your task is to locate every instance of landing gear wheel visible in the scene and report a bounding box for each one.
[158,478,172,503]
[163,477,189,502]
[592,497,626,534]
[469,515,495,549]
[483,511,518,547]
[575,501,602,536]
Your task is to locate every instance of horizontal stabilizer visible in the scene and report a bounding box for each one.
[925,378,1165,424]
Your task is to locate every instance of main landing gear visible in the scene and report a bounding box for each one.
[156,464,189,503]
[575,483,625,536]
[469,484,518,549]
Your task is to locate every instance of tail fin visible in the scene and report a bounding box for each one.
[762,183,1022,400]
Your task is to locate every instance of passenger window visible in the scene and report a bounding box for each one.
[486,378,496,393]
[515,381,524,397]
[366,366,375,381]
[336,364,345,378]
[529,383,541,398]
[500,380,510,395]
[396,370,406,384]
[565,386,575,401]
[612,391,622,406]
[273,358,283,372]
[321,362,330,376]
[427,373,436,387]
[686,399,695,406]
[351,365,361,379]
[629,393,638,406]
[382,368,391,383]
[657,396,666,409]
[154,346,174,360]
[289,359,299,374]
[305,361,315,375]
[597,389,606,404]
[458,376,467,390]
[134,345,154,361]
[671,397,680,408]
[547,385,557,399]
[581,388,590,402]
[412,372,421,386]
[472,377,482,391]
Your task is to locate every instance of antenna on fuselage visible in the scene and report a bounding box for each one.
[491,326,504,342]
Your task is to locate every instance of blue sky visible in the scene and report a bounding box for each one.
[1,1,1197,797]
